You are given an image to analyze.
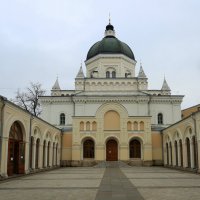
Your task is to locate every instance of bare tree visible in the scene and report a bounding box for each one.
[13,82,45,116]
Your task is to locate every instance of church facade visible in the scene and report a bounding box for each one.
[40,22,184,166]
[1,22,200,178]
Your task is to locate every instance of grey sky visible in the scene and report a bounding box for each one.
[0,0,199,109]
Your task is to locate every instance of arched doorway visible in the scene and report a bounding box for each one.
[7,121,25,176]
[166,143,169,165]
[43,140,46,168]
[35,139,40,169]
[106,139,118,161]
[47,141,50,167]
[179,140,183,167]
[175,141,178,166]
[56,143,58,165]
[186,138,191,168]
[129,139,141,158]
[30,136,34,168]
[83,139,94,158]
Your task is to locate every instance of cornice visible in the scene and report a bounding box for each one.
[40,94,183,104]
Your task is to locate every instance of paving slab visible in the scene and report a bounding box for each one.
[1,164,200,200]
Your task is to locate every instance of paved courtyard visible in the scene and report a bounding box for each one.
[1,164,200,200]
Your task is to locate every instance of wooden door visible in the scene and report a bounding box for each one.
[106,140,118,161]
[18,142,25,174]
[130,140,141,158]
[7,139,14,176]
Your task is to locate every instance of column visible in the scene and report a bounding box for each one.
[172,143,176,166]
[32,139,36,169]
[198,141,200,173]
[168,143,172,165]
[177,143,181,167]
[57,147,60,166]
[182,142,187,168]
[0,137,8,177]
[49,143,53,167]
[164,145,168,165]
[25,141,29,174]
[54,145,56,165]
[190,140,194,168]
[44,144,47,168]
[38,143,43,168]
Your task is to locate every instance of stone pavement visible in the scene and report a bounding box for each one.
[0,163,200,200]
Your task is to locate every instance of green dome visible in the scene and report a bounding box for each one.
[86,36,135,61]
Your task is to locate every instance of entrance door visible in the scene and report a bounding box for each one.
[130,139,141,158]
[106,140,118,161]
[7,121,25,176]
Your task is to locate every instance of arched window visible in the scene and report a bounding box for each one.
[60,113,65,125]
[140,121,144,131]
[86,121,90,131]
[106,71,110,78]
[92,121,97,131]
[80,121,84,131]
[133,121,138,131]
[158,113,163,124]
[127,121,132,131]
[83,139,94,158]
[112,71,116,78]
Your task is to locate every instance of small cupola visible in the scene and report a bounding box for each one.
[104,18,115,37]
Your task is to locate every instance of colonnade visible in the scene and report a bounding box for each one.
[30,137,60,170]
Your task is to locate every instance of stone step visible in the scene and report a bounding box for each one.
[94,161,131,168]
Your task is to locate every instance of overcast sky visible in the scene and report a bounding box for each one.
[0,0,199,109]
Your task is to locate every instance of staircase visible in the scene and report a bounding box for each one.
[94,161,131,168]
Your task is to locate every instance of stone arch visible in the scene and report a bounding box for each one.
[6,118,27,142]
[105,136,119,161]
[32,125,42,140]
[96,102,128,119]
[128,136,144,160]
[81,136,96,159]
[183,125,194,141]
[7,121,26,176]
[129,139,141,159]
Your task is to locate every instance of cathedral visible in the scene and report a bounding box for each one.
[40,22,183,166]
[1,22,200,178]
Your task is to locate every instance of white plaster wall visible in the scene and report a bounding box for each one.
[150,103,181,125]
[86,55,136,78]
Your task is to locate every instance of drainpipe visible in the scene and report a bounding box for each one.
[192,113,199,172]
[0,97,6,171]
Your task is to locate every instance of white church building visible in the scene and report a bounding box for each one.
[39,22,183,166]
